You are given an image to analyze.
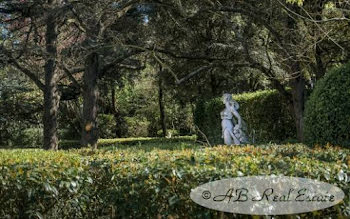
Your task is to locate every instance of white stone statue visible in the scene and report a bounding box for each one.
[220,93,247,145]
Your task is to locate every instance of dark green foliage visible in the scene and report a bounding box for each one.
[0,69,43,147]
[17,128,43,148]
[125,116,150,137]
[97,114,116,139]
[58,128,80,141]
[1,128,43,148]
[304,62,350,147]
[194,90,296,145]
[0,143,349,217]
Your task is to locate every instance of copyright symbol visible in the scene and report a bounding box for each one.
[202,190,211,199]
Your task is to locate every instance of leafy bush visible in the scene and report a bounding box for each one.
[125,116,150,137]
[304,62,350,147]
[0,143,349,218]
[157,129,180,137]
[0,69,43,146]
[194,90,296,145]
[18,128,43,148]
[112,72,194,138]
[1,127,43,148]
[59,135,197,149]
[97,114,116,139]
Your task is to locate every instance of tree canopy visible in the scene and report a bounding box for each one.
[1,0,349,148]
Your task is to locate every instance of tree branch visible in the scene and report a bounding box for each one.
[176,64,214,85]
[209,6,291,58]
[60,63,82,90]
[101,49,143,74]
[1,45,45,91]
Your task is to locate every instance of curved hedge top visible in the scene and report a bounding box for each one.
[304,62,350,147]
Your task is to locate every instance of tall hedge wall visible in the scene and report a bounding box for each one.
[194,90,296,144]
[304,62,350,147]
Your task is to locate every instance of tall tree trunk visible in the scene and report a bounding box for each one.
[290,64,305,142]
[158,75,167,137]
[111,82,117,134]
[210,71,217,97]
[285,16,306,142]
[43,5,59,150]
[315,44,325,80]
[314,4,326,81]
[81,52,99,149]
[110,82,123,138]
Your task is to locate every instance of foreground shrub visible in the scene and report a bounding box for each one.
[194,90,296,144]
[304,62,350,147]
[0,143,349,218]
[59,135,196,149]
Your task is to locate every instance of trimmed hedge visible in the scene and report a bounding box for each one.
[304,62,350,147]
[194,90,296,145]
[0,143,349,218]
[59,136,197,149]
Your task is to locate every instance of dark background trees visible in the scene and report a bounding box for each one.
[1,0,349,148]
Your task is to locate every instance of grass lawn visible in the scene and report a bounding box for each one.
[0,139,349,218]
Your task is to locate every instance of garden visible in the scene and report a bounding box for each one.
[1,0,350,218]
